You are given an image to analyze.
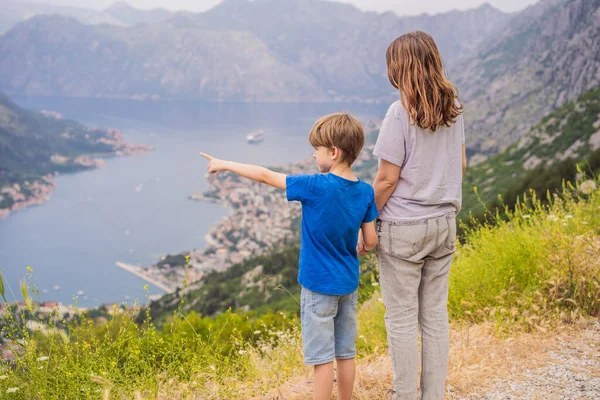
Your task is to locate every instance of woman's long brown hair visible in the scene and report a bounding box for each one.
[386,31,462,132]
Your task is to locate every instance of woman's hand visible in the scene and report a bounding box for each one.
[200,153,229,174]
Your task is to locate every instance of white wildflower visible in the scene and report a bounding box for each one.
[547,215,559,222]
[0,375,7,380]
[522,214,531,219]
[37,356,49,361]
[7,387,19,393]
[253,330,261,335]
[38,366,43,370]
[580,180,597,195]
[377,297,383,303]
[565,215,574,219]
[371,282,379,286]
[238,350,247,355]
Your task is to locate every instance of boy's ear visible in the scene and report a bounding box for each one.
[330,146,341,160]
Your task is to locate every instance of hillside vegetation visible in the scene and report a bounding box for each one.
[1,174,598,398]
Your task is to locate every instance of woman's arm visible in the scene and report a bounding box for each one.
[462,144,467,176]
[201,153,286,190]
[357,221,378,256]
[373,159,401,211]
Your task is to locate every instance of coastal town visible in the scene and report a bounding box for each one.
[120,120,381,292]
[119,160,311,292]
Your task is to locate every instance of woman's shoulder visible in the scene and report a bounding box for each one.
[385,100,405,120]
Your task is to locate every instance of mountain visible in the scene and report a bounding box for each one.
[0,92,149,215]
[192,0,509,98]
[103,1,174,26]
[454,0,600,160]
[0,1,177,35]
[195,0,509,68]
[2,0,597,161]
[0,0,508,102]
[0,0,125,34]
[462,85,600,213]
[0,15,326,101]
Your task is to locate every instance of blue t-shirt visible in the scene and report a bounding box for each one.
[286,173,378,295]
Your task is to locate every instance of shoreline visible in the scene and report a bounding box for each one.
[0,176,56,220]
[0,140,152,221]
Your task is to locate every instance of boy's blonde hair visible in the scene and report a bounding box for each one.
[308,113,364,165]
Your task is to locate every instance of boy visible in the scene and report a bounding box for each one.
[201,113,378,400]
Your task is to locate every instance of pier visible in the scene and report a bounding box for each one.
[115,261,176,293]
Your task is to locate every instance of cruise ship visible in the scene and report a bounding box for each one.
[246,129,265,144]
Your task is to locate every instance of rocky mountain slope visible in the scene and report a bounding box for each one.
[455,0,600,159]
[462,84,600,213]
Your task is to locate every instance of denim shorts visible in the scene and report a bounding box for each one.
[300,286,358,365]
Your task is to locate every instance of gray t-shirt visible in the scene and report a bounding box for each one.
[373,100,465,221]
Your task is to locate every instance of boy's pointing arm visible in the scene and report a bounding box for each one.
[200,153,287,191]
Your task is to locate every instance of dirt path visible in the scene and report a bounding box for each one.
[464,321,599,400]
[257,320,600,399]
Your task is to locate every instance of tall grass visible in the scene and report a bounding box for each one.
[0,179,598,398]
[449,179,600,331]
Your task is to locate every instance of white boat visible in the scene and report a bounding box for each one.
[246,129,265,144]
[53,285,60,291]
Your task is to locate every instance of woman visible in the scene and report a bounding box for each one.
[359,31,467,399]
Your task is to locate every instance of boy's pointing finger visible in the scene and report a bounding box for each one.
[200,152,214,161]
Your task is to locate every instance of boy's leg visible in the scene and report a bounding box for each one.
[313,362,335,400]
[334,290,358,400]
[301,287,338,400]
[336,358,356,400]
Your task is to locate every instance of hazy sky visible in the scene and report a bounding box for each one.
[38,0,540,16]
